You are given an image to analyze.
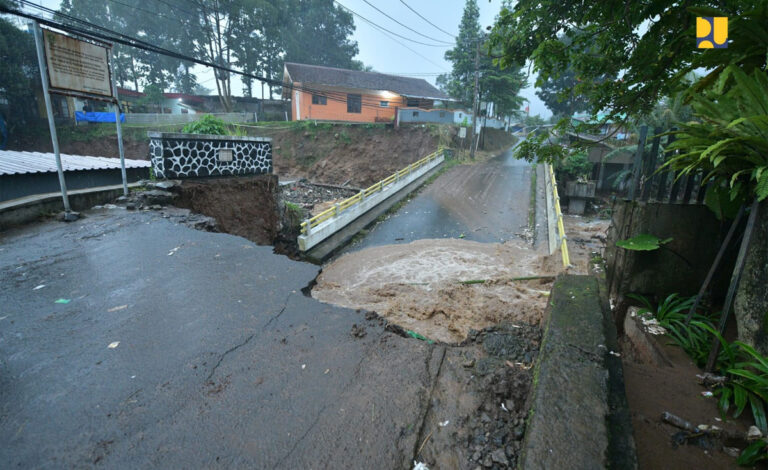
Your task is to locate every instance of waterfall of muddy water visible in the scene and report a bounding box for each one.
[312,238,563,343]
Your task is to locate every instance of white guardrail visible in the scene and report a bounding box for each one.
[298,148,445,251]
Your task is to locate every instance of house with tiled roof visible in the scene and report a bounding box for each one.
[282,62,451,123]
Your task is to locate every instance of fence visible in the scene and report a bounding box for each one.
[626,125,706,204]
[124,112,256,125]
[545,163,570,267]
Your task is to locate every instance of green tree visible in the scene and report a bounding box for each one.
[282,0,359,69]
[437,0,480,107]
[536,69,588,118]
[0,16,38,126]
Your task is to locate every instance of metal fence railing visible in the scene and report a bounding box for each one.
[547,163,571,268]
[627,125,706,204]
[300,148,445,235]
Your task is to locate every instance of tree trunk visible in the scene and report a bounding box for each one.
[734,198,768,354]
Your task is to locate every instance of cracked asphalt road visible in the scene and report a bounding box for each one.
[0,209,443,468]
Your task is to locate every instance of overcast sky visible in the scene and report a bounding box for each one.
[28,0,550,117]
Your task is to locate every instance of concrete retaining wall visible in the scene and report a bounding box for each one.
[521,274,636,469]
[605,200,735,318]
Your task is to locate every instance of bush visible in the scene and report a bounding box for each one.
[556,151,592,181]
[182,114,227,135]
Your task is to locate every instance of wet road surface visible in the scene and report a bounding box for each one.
[342,144,532,253]
[0,210,444,468]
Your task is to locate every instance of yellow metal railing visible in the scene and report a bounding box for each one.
[300,148,445,235]
[548,164,571,267]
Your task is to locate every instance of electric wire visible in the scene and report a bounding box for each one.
[332,0,449,47]
[399,0,456,39]
[360,0,452,45]
[6,4,442,111]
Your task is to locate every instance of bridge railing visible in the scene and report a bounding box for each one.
[300,147,445,235]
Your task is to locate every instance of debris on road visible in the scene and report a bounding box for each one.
[54,298,71,304]
[108,341,120,349]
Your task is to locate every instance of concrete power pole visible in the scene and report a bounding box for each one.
[469,41,480,160]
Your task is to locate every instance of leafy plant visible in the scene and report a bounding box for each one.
[616,234,673,251]
[629,293,768,441]
[182,114,227,135]
[738,440,768,466]
[555,151,592,182]
[662,66,768,206]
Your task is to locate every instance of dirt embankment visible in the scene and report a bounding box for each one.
[10,123,450,188]
[174,175,281,245]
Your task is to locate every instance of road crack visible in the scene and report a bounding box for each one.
[206,333,256,382]
[206,293,295,383]
[411,345,447,463]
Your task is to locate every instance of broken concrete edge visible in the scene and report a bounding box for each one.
[520,273,637,470]
[302,161,446,262]
[0,183,142,230]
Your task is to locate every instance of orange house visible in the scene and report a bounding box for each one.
[282,62,450,123]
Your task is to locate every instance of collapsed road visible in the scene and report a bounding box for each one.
[0,206,539,468]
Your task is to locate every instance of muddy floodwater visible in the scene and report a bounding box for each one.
[313,238,563,343]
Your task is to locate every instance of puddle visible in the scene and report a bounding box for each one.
[312,238,560,343]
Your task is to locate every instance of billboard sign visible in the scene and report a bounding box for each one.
[43,29,112,98]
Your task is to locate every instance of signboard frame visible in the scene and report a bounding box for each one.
[40,26,115,102]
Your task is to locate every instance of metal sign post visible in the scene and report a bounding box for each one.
[109,55,128,196]
[31,21,71,213]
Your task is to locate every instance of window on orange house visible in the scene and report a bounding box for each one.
[406,98,419,107]
[312,94,327,105]
[347,94,361,113]
[380,101,389,107]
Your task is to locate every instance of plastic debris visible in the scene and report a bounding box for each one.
[168,246,181,256]
[413,461,429,470]
[501,403,510,412]
[438,420,450,427]
[54,298,71,304]
[108,341,120,349]
[33,284,46,290]
[609,350,621,357]
[406,330,435,344]
[108,305,128,312]
[301,364,306,370]
[701,391,714,398]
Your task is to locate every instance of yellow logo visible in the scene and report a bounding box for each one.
[697,17,728,48]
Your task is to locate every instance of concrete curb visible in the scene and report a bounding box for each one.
[521,274,637,469]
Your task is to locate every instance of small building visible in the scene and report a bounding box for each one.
[282,62,450,123]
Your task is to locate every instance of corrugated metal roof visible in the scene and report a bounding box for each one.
[0,150,150,176]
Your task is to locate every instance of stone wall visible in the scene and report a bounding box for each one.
[148,132,271,179]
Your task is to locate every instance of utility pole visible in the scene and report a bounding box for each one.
[469,40,479,160]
